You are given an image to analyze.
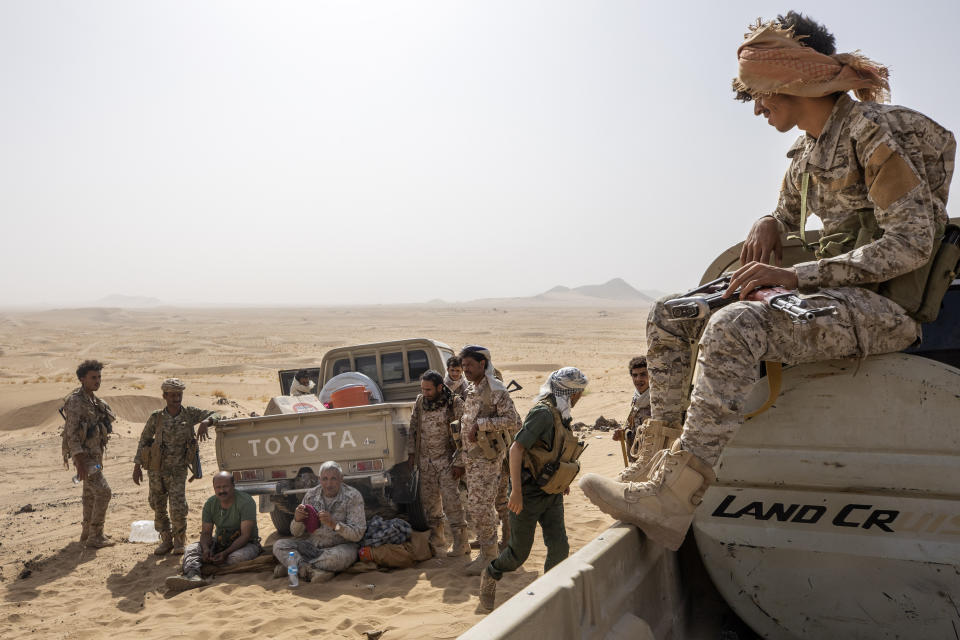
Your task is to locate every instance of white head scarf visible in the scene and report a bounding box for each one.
[536,367,588,420]
[461,345,507,393]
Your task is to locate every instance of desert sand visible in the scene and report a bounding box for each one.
[0,304,648,639]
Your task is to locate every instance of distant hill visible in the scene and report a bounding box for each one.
[466,278,654,307]
[535,278,654,304]
[94,294,163,308]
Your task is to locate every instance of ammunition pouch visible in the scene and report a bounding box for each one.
[536,460,582,495]
[472,426,511,461]
[140,438,162,472]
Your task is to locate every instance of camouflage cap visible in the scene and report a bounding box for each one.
[161,378,186,392]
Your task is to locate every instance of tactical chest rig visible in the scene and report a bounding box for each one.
[470,383,517,461]
[523,402,587,494]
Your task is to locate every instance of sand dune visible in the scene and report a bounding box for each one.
[0,305,645,639]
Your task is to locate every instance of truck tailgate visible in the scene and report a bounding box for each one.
[215,403,410,471]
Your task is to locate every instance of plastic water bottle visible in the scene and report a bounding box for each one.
[287,551,299,587]
[72,463,103,485]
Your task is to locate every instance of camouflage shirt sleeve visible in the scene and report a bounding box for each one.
[486,389,521,431]
[133,413,158,465]
[336,490,367,543]
[769,137,806,234]
[794,117,951,292]
[406,397,421,457]
[184,406,219,425]
[62,394,87,457]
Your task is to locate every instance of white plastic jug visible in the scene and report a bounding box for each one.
[129,520,160,543]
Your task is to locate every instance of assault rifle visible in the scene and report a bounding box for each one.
[664,275,838,323]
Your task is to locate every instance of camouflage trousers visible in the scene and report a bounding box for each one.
[81,455,111,528]
[272,538,359,574]
[181,541,260,576]
[148,467,189,538]
[647,286,920,466]
[418,455,466,530]
[463,448,505,547]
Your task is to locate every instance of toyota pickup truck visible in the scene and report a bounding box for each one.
[215,338,456,534]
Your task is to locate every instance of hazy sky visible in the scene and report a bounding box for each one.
[2,1,958,306]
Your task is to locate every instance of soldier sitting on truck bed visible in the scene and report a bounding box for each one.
[272,461,367,583]
[579,11,955,551]
[407,370,468,557]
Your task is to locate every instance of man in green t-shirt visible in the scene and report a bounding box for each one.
[479,367,588,611]
[165,471,261,592]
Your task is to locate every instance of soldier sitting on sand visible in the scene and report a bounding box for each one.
[165,471,261,592]
[272,461,367,583]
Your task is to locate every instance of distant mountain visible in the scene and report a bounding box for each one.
[537,278,654,303]
[94,294,163,308]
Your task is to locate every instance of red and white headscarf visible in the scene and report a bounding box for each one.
[734,20,890,103]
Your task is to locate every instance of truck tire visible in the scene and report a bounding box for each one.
[271,505,294,536]
[403,470,430,532]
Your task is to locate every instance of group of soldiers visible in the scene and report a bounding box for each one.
[62,362,220,554]
[61,10,954,618]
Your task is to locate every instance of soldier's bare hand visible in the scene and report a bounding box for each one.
[724,262,799,299]
[294,504,308,522]
[132,465,143,486]
[197,421,210,442]
[507,490,523,514]
[451,466,465,480]
[201,546,212,562]
[741,217,783,266]
[318,510,335,528]
[611,428,624,442]
[211,551,227,564]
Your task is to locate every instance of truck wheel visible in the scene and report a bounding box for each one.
[404,472,430,532]
[271,505,294,536]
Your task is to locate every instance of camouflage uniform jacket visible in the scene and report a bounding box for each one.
[770,93,955,293]
[461,376,521,459]
[133,406,218,469]
[290,482,366,547]
[62,388,115,461]
[625,389,651,432]
[406,393,464,461]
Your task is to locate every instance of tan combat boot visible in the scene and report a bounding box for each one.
[154,531,174,555]
[579,442,716,551]
[171,534,186,555]
[447,527,470,557]
[84,526,116,549]
[428,526,448,556]
[464,543,498,576]
[498,517,511,551]
[617,419,683,483]
[479,568,497,612]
